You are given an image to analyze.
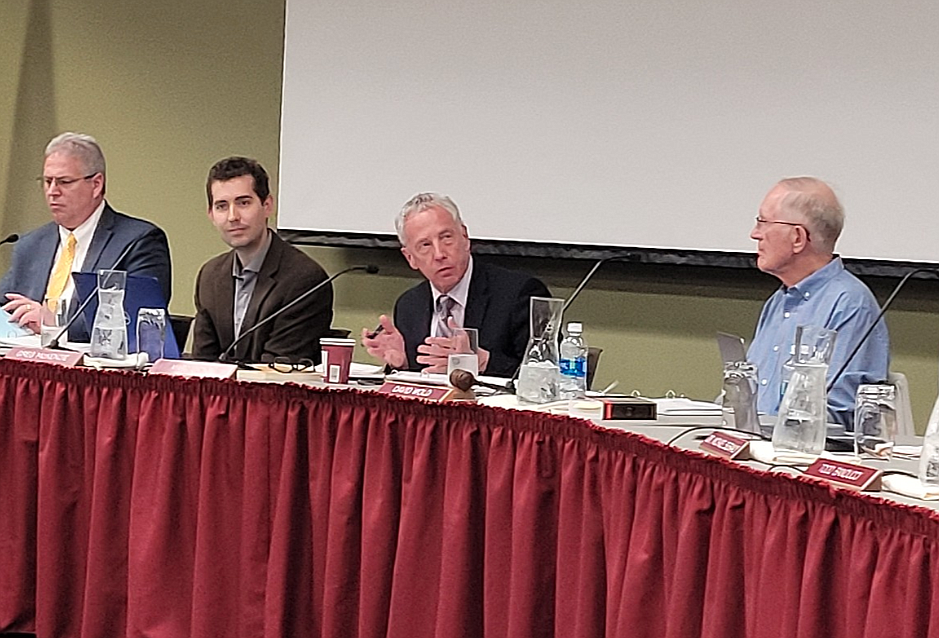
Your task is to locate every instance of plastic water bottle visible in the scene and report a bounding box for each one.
[559,322,588,400]
[918,394,939,486]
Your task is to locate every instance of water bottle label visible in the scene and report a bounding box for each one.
[560,357,586,378]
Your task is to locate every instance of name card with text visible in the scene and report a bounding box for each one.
[5,347,83,368]
[378,381,456,402]
[699,431,750,460]
[805,458,882,491]
[149,359,238,379]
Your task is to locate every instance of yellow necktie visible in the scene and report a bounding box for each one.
[45,233,77,301]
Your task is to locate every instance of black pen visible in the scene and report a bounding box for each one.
[366,324,385,339]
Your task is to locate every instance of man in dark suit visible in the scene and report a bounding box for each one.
[362,192,549,377]
[1,132,171,340]
[192,157,332,363]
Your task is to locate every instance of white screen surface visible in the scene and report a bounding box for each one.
[280,0,938,263]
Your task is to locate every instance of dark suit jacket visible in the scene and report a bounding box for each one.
[192,233,333,363]
[0,203,172,340]
[393,260,550,377]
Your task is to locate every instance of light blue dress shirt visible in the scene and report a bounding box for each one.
[747,257,889,429]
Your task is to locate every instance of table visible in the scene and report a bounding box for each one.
[2,359,939,637]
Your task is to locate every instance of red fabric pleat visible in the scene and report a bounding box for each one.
[4,359,939,638]
[0,372,41,633]
[265,398,316,638]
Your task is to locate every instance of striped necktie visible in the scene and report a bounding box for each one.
[434,294,455,338]
[45,233,77,301]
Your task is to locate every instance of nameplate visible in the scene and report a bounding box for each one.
[377,381,455,402]
[805,458,882,491]
[700,431,750,460]
[149,359,238,379]
[5,347,83,367]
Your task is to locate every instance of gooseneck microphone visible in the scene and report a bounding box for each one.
[827,266,939,392]
[0,233,19,246]
[562,255,634,311]
[508,255,635,393]
[48,236,143,349]
[219,264,380,364]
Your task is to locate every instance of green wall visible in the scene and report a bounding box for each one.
[3,0,938,428]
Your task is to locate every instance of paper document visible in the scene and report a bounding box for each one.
[653,398,723,416]
[0,333,42,349]
[314,362,385,379]
[85,353,148,370]
[0,309,33,341]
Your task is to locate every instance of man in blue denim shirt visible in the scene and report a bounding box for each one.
[747,177,889,430]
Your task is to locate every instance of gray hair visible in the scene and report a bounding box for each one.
[777,176,844,253]
[394,192,462,245]
[45,132,107,190]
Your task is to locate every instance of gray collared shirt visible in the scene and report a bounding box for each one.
[232,230,273,338]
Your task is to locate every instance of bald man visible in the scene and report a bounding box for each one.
[747,177,889,429]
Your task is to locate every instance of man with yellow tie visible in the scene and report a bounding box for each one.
[0,132,171,339]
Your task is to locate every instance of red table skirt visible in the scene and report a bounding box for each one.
[1,359,938,638]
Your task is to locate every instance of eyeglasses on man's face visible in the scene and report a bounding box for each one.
[753,216,811,239]
[38,174,98,190]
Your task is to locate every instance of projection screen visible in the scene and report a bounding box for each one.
[279,0,938,266]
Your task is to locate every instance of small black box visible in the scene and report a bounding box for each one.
[600,397,657,420]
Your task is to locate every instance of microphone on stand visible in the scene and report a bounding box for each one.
[508,255,635,393]
[219,264,380,364]
[562,255,634,311]
[48,236,144,349]
[827,266,939,392]
[0,233,19,246]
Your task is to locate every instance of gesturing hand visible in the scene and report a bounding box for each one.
[361,314,407,369]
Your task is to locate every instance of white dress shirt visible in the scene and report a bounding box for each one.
[50,200,106,302]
